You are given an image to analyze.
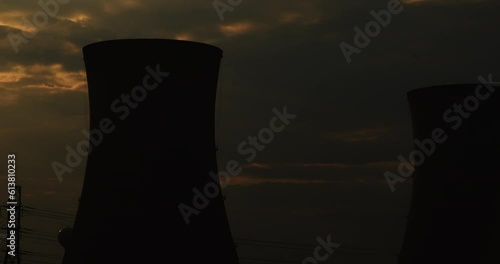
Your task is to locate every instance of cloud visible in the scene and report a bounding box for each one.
[0,64,87,107]
[219,21,256,36]
[0,0,498,227]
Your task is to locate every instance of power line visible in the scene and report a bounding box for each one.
[23,206,75,218]
[240,257,302,264]
[22,210,74,220]
[23,260,59,264]
[4,204,398,261]
[25,235,59,241]
[21,240,61,248]
[235,237,397,257]
[236,241,311,251]
[22,236,58,243]
[23,228,59,236]
[22,212,74,222]
[235,238,314,248]
[21,260,54,264]
[22,216,72,226]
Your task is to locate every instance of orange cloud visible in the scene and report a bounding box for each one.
[10,64,86,92]
[219,22,255,36]
[174,33,194,41]
[0,11,36,32]
[0,65,28,82]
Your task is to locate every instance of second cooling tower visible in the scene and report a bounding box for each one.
[398,83,500,264]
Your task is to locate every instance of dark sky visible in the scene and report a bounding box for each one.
[0,0,500,263]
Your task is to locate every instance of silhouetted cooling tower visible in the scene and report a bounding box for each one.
[61,39,239,264]
[398,84,500,263]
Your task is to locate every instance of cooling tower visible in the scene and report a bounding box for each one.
[398,83,500,263]
[61,39,239,264]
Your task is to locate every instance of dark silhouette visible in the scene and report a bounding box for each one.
[398,84,500,263]
[61,39,239,264]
